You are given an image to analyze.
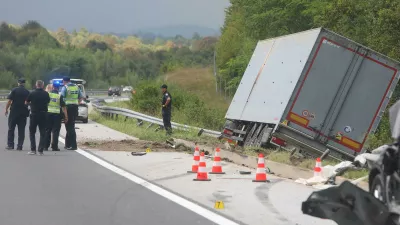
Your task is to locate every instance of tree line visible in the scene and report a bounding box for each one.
[0,21,217,89]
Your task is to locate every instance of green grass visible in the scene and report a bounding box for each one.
[106,101,132,110]
[163,67,230,111]
[90,111,220,145]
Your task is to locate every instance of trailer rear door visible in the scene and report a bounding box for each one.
[286,36,398,154]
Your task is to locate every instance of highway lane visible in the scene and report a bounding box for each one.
[0,102,219,225]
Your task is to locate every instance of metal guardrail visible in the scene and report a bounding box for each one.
[0,90,9,99]
[91,101,221,138]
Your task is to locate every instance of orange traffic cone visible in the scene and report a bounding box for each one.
[187,146,200,173]
[252,154,269,182]
[194,152,211,181]
[314,158,322,177]
[209,148,225,174]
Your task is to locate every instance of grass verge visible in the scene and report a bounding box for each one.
[90,111,219,145]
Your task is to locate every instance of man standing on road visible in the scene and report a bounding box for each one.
[60,76,82,150]
[45,81,68,151]
[161,84,172,135]
[5,78,30,150]
[25,80,50,155]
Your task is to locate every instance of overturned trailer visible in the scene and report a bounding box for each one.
[221,28,400,161]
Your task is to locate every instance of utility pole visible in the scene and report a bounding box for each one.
[213,50,218,93]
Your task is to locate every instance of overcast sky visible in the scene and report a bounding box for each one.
[0,0,230,32]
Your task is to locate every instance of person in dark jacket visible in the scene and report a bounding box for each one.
[5,78,30,150]
[161,84,172,135]
[25,80,50,155]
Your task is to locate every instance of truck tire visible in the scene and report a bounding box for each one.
[82,118,88,124]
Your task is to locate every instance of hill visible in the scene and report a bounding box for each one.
[0,20,217,90]
[163,67,230,111]
[135,25,219,39]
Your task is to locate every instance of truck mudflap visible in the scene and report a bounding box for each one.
[285,36,398,155]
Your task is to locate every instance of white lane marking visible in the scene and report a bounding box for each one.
[58,137,239,225]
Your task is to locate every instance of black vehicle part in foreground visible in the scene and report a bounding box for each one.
[302,181,398,225]
[302,100,400,225]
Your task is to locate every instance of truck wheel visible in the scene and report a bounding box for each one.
[82,118,88,124]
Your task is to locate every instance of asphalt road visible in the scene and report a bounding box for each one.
[0,102,218,225]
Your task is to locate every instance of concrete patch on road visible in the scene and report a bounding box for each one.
[90,150,335,225]
[60,120,137,143]
[269,181,337,225]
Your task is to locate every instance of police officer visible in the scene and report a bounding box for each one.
[60,76,83,150]
[45,81,68,151]
[161,84,172,135]
[25,80,50,155]
[5,78,30,150]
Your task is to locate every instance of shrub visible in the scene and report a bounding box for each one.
[128,80,226,130]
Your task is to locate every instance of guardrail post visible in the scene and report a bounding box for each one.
[137,119,143,126]
[146,123,154,129]
[320,149,330,161]
[124,116,128,122]
[198,129,204,137]
[155,125,163,132]
[115,114,118,119]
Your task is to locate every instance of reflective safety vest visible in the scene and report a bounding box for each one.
[48,92,61,114]
[65,84,79,105]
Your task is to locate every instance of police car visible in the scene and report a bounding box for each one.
[50,78,90,123]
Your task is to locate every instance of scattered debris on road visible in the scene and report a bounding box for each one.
[239,171,251,175]
[131,152,147,156]
[79,139,172,152]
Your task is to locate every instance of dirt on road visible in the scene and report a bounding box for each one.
[79,139,176,153]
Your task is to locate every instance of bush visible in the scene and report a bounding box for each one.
[129,80,226,130]
[130,81,161,115]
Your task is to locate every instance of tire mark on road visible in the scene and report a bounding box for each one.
[152,173,193,182]
[254,178,293,225]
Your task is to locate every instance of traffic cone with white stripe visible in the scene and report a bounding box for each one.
[194,152,211,181]
[209,148,225,174]
[187,146,200,173]
[314,158,322,177]
[252,154,268,182]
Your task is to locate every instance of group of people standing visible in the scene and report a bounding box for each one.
[5,77,83,155]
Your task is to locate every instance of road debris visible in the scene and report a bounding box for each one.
[131,152,147,156]
[239,171,251,175]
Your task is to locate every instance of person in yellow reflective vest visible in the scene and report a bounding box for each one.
[60,77,83,150]
[45,81,68,151]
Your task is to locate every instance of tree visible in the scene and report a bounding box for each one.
[86,40,111,52]
[192,32,201,40]
[0,22,16,43]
